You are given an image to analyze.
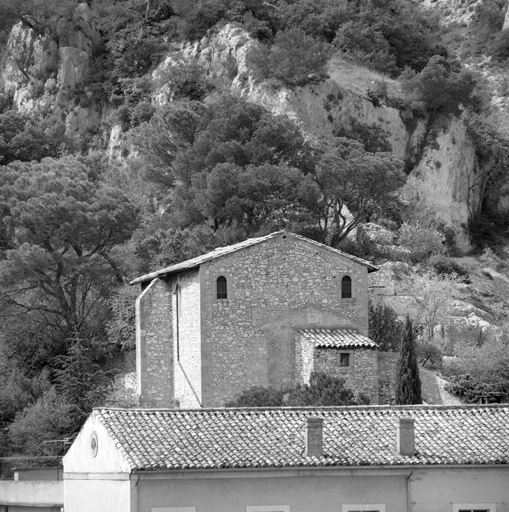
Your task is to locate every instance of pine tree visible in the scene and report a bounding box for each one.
[395,316,422,405]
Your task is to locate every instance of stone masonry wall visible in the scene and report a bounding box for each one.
[199,233,370,407]
[136,279,174,407]
[378,351,399,405]
[314,348,379,403]
[172,269,202,408]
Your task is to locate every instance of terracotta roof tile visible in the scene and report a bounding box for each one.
[94,405,509,472]
[130,231,378,285]
[297,328,377,348]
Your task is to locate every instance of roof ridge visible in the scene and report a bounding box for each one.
[130,231,378,285]
[96,403,509,414]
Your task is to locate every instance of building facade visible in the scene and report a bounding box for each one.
[132,231,379,408]
[63,404,509,512]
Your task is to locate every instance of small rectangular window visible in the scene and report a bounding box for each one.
[338,353,350,367]
[453,505,495,512]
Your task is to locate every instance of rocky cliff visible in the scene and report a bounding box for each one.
[0,3,101,136]
[151,23,495,251]
[1,3,508,249]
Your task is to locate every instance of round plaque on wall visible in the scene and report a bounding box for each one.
[90,431,99,457]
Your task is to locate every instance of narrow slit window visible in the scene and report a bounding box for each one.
[217,276,228,299]
[341,275,352,298]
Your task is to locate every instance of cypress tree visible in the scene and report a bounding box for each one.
[395,316,422,404]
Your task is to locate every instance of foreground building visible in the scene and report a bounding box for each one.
[131,231,382,408]
[63,404,509,512]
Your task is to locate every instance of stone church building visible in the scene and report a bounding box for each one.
[131,230,390,408]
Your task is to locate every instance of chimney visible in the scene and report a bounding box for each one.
[396,417,415,456]
[304,417,323,457]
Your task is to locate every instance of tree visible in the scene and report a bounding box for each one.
[226,371,370,407]
[368,299,402,352]
[0,157,139,346]
[0,0,76,37]
[403,269,459,345]
[395,316,422,405]
[313,137,405,246]
[401,56,478,117]
[0,111,73,165]
[249,27,330,87]
[53,330,114,425]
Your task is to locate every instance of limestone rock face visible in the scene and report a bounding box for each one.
[0,3,101,136]
[405,118,480,251]
[421,0,484,25]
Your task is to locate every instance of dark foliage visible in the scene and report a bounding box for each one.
[225,386,285,407]
[416,341,443,370]
[429,256,470,282]
[225,371,370,407]
[368,300,403,352]
[395,317,422,405]
[249,27,330,88]
[0,111,73,164]
[333,119,391,153]
[469,211,509,250]
[401,56,478,117]
[444,374,507,404]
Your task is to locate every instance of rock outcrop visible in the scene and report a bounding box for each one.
[0,3,101,136]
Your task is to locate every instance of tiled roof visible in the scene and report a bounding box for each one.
[95,405,509,472]
[297,328,377,348]
[130,231,378,285]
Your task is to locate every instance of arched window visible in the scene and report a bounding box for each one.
[216,276,228,299]
[341,276,352,299]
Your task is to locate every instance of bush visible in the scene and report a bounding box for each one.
[398,222,445,263]
[334,22,399,77]
[225,386,284,407]
[333,119,391,153]
[401,56,478,117]
[226,371,370,407]
[156,62,214,102]
[249,27,330,88]
[469,211,509,249]
[416,341,443,370]
[491,30,509,62]
[368,300,403,352]
[444,374,504,404]
[428,256,470,282]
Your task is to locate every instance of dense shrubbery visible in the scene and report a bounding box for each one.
[171,0,447,80]
[469,211,509,250]
[443,338,509,403]
[0,111,74,164]
[249,27,330,87]
[401,56,478,117]
[368,300,402,352]
[398,221,446,263]
[226,371,370,407]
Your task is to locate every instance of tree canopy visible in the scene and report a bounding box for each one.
[0,156,139,349]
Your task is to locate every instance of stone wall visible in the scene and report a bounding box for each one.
[136,278,174,407]
[378,351,399,405]
[173,269,202,408]
[314,347,379,403]
[199,233,371,407]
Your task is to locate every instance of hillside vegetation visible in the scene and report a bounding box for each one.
[0,0,508,461]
